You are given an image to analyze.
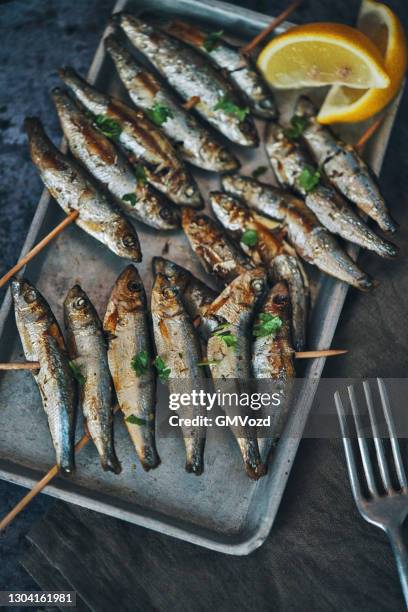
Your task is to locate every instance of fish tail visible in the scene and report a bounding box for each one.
[140,444,161,471]
[240,437,267,480]
[184,437,205,475]
[101,450,122,474]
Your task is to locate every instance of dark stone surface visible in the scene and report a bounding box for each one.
[1,0,408,609]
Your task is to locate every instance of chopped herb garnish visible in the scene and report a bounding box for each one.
[241,228,258,247]
[94,115,122,140]
[125,414,147,426]
[145,102,174,126]
[69,360,86,386]
[284,115,309,140]
[212,324,237,349]
[154,356,171,382]
[252,165,268,179]
[297,166,321,193]
[203,29,224,52]
[253,313,283,338]
[134,164,147,185]
[213,95,249,121]
[122,193,138,207]
[131,350,149,377]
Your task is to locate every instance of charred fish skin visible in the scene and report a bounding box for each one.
[294,96,397,234]
[64,285,121,474]
[205,268,267,480]
[115,13,259,147]
[271,254,308,352]
[51,88,180,231]
[265,122,398,258]
[104,266,160,471]
[58,67,202,208]
[105,34,239,173]
[221,174,376,291]
[182,208,253,285]
[151,273,206,475]
[11,278,76,474]
[164,20,277,120]
[25,118,142,261]
[152,257,219,338]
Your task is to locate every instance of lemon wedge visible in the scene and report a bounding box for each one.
[257,22,390,90]
[318,1,407,123]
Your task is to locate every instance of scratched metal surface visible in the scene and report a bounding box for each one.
[0,0,402,554]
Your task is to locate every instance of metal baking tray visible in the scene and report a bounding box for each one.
[0,0,403,554]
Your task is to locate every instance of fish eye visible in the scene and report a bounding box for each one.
[127,280,141,293]
[217,149,230,162]
[162,287,176,298]
[196,217,206,227]
[259,98,274,109]
[24,290,37,304]
[122,235,136,248]
[159,207,173,220]
[273,294,288,305]
[251,278,264,294]
[184,185,196,198]
[74,297,86,310]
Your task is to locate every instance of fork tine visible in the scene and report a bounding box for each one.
[334,391,363,502]
[348,385,379,497]
[363,381,393,493]
[377,378,408,490]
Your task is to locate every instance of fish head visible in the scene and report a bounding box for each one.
[152,257,188,287]
[205,268,267,322]
[64,285,98,331]
[181,208,214,245]
[151,273,183,318]
[107,218,142,261]
[265,281,291,318]
[201,141,240,173]
[210,191,251,232]
[10,277,48,323]
[110,265,146,313]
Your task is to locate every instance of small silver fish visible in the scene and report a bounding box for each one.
[52,88,180,231]
[151,273,206,474]
[25,117,142,261]
[205,268,267,480]
[164,20,277,119]
[59,67,202,207]
[294,96,397,233]
[222,174,376,291]
[64,285,121,474]
[11,278,76,474]
[105,34,239,173]
[104,266,160,471]
[265,121,398,258]
[115,14,259,147]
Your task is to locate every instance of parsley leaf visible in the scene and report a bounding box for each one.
[154,356,171,382]
[145,102,174,126]
[125,414,147,426]
[284,115,309,140]
[122,193,138,207]
[241,229,258,247]
[213,96,249,122]
[134,165,147,185]
[94,115,122,140]
[253,313,283,338]
[131,350,149,376]
[69,360,86,386]
[203,30,224,52]
[251,165,268,180]
[212,323,237,349]
[297,166,321,193]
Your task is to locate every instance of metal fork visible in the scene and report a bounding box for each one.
[335,378,408,607]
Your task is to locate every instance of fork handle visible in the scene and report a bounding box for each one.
[387,526,408,607]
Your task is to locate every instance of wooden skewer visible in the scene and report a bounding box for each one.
[355,115,385,154]
[0,210,79,289]
[241,0,303,56]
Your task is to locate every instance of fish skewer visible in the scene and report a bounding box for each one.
[11,278,76,474]
[58,67,202,208]
[265,122,397,258]
[115,13,259,147]
[210,191,309,350]
[164,20,277,119]
[205,269,267,480]
[151,273,206,475]
[64,285,121,474]
[182,208,253,285]
[222,174,375,291]
[52,88,180,231]
[25,118,142,261]
[294,96,397,234]
[105,34,239,173]
[104,266,160,471]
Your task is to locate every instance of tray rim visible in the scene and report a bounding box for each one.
[0,0,404,555]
